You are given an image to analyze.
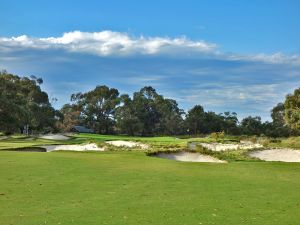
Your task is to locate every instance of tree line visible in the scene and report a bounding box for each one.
[1,70,299,137]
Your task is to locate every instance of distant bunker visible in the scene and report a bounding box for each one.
[39,134,71,140]
[249,149,300,162]
[152,151,226,163]
[188,142,263,151]
[41,143,105,152]
[12,143,104,152]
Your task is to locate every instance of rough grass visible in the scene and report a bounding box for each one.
[260,136,300,149]
[0,151,299,225]
[193,145,262,162]
[74,133,187,145]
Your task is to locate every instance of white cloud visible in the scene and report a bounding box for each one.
[225,52,300,65]
[1,30,300,65]
[178,83,283,107]
[0,30,216,56]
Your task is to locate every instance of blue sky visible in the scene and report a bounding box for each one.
[1,0,300,120]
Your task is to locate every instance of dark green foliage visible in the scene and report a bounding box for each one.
[284,87,300,130]
[115,87,184,136]
[185,105,205,134]
[70,85,120,134]
[262,103,292,137]
[185,107,239,135]
[1,69,298,138]
[0,70,57,134]
[240,116,263,135]
[115,94,143,136]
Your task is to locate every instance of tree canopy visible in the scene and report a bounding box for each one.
[0,70,57,134]
[285,87,300,130]
[1,70,299,137]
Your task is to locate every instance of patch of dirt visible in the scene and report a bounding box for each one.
[249,149,300,162]
[39,134,71,140]
[41,143,105,152]
[154,152,226,163]
[106,140,149,149]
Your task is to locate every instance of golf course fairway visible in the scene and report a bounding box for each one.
[0,150,299,225]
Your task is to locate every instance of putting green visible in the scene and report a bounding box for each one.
[0,151,299,225]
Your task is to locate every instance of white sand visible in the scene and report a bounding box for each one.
[196,142,262,151]
[154,152,226,163]
[41,143,105,152]
[39,134,70,140]
[249,149,300,162]
[106,140,149,149]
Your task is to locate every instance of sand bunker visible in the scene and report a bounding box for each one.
[190,142,262,151]
[106,140,149,149]
[154,152,226,163]
[249,149,300,162]
[39,134,70,140]
[41,143,105,152]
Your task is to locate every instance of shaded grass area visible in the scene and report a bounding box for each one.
[0,151,299,225]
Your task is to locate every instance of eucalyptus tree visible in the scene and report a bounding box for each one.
[70,85,120,134]
[266,103,291,137]
[185,105,205,135]
[284,87,300,131]
[115,94,143,136]
[240,116,263,135]
[0,70,56,134]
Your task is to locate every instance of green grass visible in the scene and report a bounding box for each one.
[0,150,299,225]
[0,134,300,224]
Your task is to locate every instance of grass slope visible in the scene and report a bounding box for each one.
[0,151,299,225]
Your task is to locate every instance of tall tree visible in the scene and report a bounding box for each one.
[116,87,184,136]
[240,116,263,135]
[0,70,57,134]
[131,86,161,136]
[221,111,239,134]
[284,87,300,131]
[71,85,120,134]
[156,98,185,135]
[265,103,291,137]
[115,94,143,136]
[56,104,82,132]
[185,105,205,134]
[202,111,224,134]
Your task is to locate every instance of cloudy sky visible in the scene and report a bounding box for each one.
[1,0,300,120]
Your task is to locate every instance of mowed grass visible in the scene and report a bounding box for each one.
[0,150,299,225]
